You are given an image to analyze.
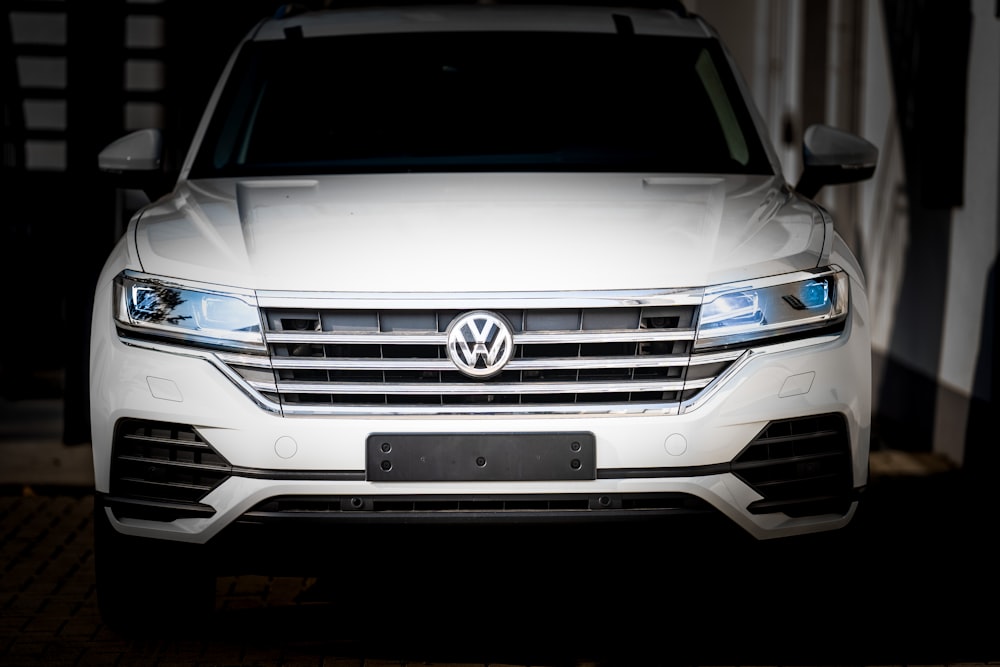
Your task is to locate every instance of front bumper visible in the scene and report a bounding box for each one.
[90,281,871,543]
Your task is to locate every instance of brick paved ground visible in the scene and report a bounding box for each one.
[0,492,390,667]
[1,470,998,667]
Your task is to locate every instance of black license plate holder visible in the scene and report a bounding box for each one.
[366,432,596,482]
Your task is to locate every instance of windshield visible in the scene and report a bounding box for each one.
[189,31,773,177]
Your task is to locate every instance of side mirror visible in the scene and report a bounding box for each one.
[98,129,171,202]
[795,124,878,199]
[98,128,162,172]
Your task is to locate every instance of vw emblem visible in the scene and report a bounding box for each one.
[446,311,514,378]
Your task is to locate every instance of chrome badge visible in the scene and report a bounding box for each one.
[446,311,514,378]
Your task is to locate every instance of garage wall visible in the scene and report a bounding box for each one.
[937,0,998,468]
[696,0,999,468]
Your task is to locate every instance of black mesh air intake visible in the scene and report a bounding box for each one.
[109,419,231,517]
[733,413,854,517]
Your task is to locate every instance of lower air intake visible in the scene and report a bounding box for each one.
[240,493,716,523]
[733,413,854,517]
[110,419,231,515]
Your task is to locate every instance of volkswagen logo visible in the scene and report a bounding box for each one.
[446,311,514,378]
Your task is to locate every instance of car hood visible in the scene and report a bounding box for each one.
[133,172,828,292]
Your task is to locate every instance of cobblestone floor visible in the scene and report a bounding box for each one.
[1,471,998,667]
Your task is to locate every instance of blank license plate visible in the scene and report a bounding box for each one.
[366,432,596,482]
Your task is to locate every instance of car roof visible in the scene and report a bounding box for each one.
[251,2,711,42]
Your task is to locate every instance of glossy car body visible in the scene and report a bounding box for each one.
[90,1,878,631]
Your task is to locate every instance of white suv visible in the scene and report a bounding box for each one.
[91,1,878,631]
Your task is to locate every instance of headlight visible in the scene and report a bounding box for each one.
[113,272,265,352]
[694,267,849,350]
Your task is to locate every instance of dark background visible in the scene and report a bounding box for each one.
[1,2,998,665]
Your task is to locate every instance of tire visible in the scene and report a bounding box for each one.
[93,499,217,636]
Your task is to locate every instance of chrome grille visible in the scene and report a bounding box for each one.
[219,291,742,415]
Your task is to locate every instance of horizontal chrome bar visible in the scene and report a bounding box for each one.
[278,401,682,416]
[257,287,704,310]
[215,352,275,368]
[220,349,741,371]
[115,322,267,353]
[265,355,694,371]
[252,378,704,395]
[516,329,696,344]
[687,349,744,366]
[264,328,695,346]
[265,331,445,345]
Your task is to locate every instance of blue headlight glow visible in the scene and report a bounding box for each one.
[782,279,830,311]
[115,272,265,352]
[695,270,848,350]
[699,291,762,329]
[799,279,829,309]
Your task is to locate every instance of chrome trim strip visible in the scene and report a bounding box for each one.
[679,349,753,414]
[256,288,704,310]
[258,378,696,395]
[216,352,275,368]
[263,328,695,345]
[264,356,694,371]
[114,322,268,354]
[121,269,258,300]
[248,380,280,393]
[679,331,843,413]
[236,349,741,372]
[277,401,683,416]
[696,312,847,344]
[688,350,744,366]
[265,331,445,345]
[516,329,696,344]
[117,336,283,415]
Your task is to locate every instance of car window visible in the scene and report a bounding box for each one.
[191,31,773,177]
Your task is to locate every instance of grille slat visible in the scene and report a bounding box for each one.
[236,300,738,413]
[265,355,694,371]
[727,450,844,473]
[122,434,216,450]
[115,454,232,474]
[264,328,697,345]
[117,476,217,495]
[267,331,444,345]
[261,378,695,395]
